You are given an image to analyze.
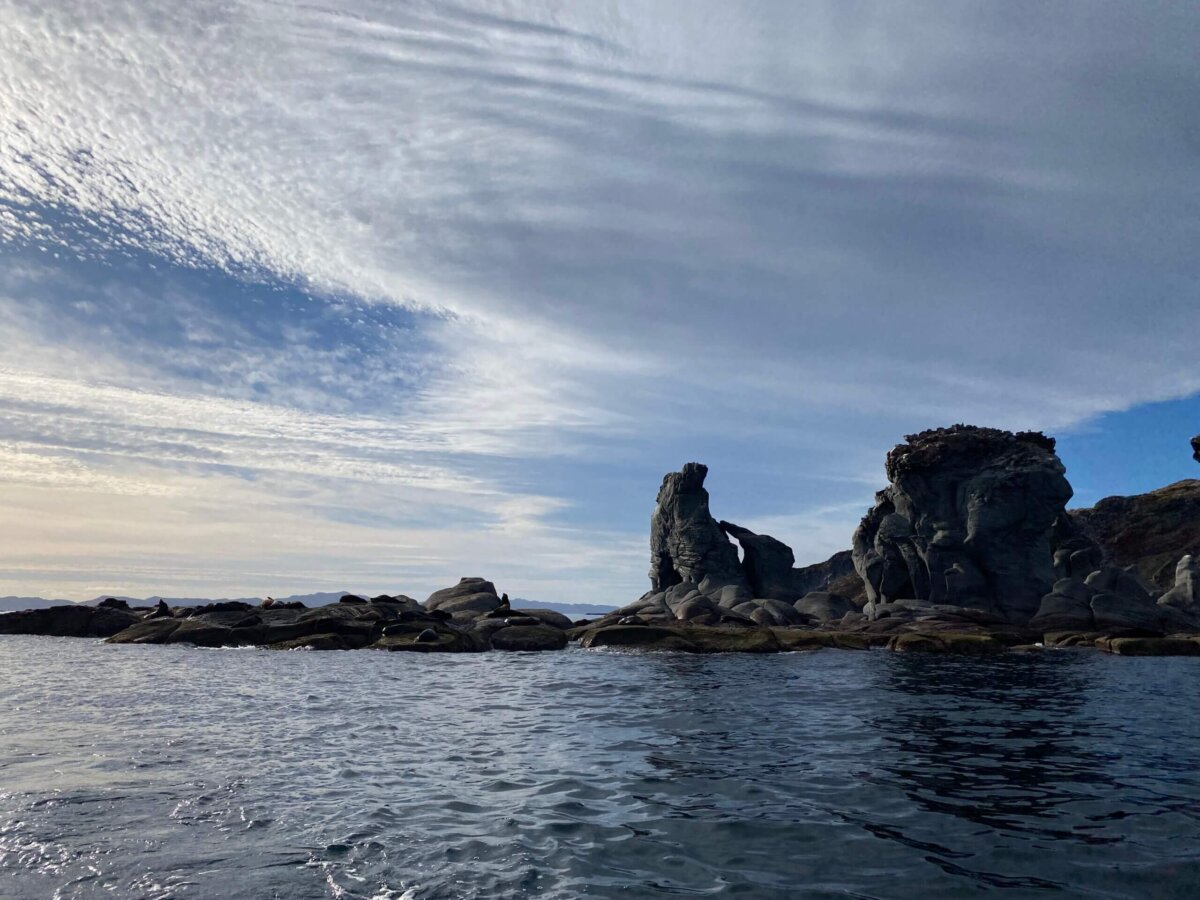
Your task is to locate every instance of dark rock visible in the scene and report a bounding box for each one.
[490,624,568,651]
[271,633,358,651]
[1098,636,1200,657]
[791,550,861,600]
[370,594,422,612]
[372,626,483,653]
[162,619,239,647]
[720,521,796,600]
[1159,555,1199,617]
[425,578,504,620]
[296,605,377,638]
[339,594,367,604]
[0,604,140,638]
[106,617,183,644]
[512,608,573,629]
[649,463,747,592]
[579,623,783,653]
[888,632,1006,654]
[794,592,855,622]
[97,597,129,610]
[1192,435,1199,464]
[853,426,1074,622]
[185,601,253,617]
[1071,479,1200,591]
[580,624,699,651]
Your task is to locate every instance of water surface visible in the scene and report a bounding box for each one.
[1,636,1198,898]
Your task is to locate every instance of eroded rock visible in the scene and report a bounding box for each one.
[853,426,1075,622]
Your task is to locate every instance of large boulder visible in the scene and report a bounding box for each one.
[425,578,504,621]
[649,463,747,592]
[853,426,1075,622]
[794,592,855,622]
[490,624,568,652]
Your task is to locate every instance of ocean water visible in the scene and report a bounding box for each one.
[0,637,1198,899]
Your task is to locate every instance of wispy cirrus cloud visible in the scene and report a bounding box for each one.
[0,1,1197,600]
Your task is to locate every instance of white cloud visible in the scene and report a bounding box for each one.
[0,1,1197,598]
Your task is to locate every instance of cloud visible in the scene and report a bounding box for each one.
[0,1,1197,598]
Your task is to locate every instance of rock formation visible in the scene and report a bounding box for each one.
[0,603,141,637]
[425,578,505,620]
[718,521,795,600]
[852,426,1075,622]
[791,550,862,602]
[1159,555,1199,618]
[1070,480,1200,591]
[592,463,871,630]
[5,427,1200,657]
[1193,434,1199,464]
[649,463,747,591]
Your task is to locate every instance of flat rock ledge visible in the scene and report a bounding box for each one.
[4,591,1200,656]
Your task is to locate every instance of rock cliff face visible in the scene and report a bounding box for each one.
[1070,480,1200,591]
[852,426,1075,622]
[649,463,748,592]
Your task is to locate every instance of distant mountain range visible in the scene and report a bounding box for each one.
[0,592,616,617]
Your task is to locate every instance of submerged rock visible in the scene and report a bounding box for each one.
[490,624,568,651]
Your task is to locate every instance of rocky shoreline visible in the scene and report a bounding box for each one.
[3,426,1200,657]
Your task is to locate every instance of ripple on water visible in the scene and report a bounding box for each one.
[1,637,1199,898]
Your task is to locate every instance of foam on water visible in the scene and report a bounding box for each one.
[1,636,1199,898]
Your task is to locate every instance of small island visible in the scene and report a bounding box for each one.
[4,425,1199,656]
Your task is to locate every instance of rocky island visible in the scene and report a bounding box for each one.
[3,425,1199,656]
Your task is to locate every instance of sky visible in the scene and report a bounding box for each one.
[0,0,1197,603]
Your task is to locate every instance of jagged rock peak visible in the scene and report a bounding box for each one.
[1192,434,1199,464]
[649,463,747,592]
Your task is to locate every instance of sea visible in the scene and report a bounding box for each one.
[0,635,1197,899]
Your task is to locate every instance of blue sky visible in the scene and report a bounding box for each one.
[0,0,1196,602]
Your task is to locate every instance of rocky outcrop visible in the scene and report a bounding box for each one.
[88,578,577,652]
[718,521,795,599]
[0,604,140,637]
[601,462,870,629]
[791,550,862,601]
[1029,565,1189,634]
[425,578,505,621]
[649,463,747,592]
[1158,555,1199,618]
[8,427,1200,658]
[1070,480,1200,591]
[853,426,1076,622]
[1192,434,1199,464]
